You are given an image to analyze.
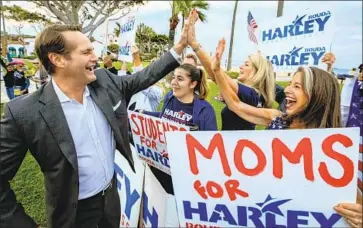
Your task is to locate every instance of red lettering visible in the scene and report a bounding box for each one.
[162,121,170,132]
[131,113,140,135]
[180,127,188,131]
[272,138,314,181]
[194,180,208,199]
[169,125,178,131]
[225,179,249,200]
[319,134,354,187]
[156,120,165,143]
[186,133,231,176]
[137,115,146,136]
[206,181,223,198]
[234,140,266,176]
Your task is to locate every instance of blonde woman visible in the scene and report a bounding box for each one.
[187,9,275,130]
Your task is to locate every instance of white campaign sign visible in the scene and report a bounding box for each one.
[140,165,168,227]
[117,12,137,62]
[115,145,145,228]
[258,6,336,72]
[166,128,360,228]
[128,111,190,175]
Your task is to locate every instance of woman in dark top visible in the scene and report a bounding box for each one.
[142,63,217,195]
[211,38,362,228]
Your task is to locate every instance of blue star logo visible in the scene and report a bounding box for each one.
[292,14,307,27]
[288,46,303,57]
[256,195,291,216]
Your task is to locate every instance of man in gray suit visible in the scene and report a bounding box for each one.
[0,21,188,228]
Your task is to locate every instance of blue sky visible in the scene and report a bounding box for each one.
[4,1,362,69]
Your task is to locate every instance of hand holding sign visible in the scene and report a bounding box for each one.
[334,203,362,228]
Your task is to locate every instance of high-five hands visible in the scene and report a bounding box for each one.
[187,9,199,48]
[212,38,226,72]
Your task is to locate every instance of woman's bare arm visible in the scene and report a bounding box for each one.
[212,38,281,126]
[187,9,239,94]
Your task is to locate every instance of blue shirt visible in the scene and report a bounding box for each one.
[52,79,115,200]
[221,83,264,130]
[161,98,194,126]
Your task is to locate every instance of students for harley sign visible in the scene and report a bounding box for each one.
[258,6,336,72]
[128,111,190,175]
[165,128,360,227]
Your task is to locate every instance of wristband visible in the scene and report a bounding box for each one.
[193,43,201,53]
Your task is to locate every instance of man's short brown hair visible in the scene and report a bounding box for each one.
[185,53,198,65]
[35,24,82,74]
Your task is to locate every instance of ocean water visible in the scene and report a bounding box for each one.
[333,68,351,75]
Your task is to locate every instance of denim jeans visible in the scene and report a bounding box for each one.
[6,87,15,100]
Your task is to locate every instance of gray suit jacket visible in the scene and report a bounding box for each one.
[0,51,179,228]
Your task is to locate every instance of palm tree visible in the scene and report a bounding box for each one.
[227,0,238,71]
[168,0,209,49]
[277,0,284,17]
[1,0,8,57]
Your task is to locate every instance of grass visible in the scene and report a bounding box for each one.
[1,76,288,227]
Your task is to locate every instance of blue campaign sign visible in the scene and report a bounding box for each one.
[114,146,145,227]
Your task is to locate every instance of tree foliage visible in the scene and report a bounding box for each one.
[114,22,169,58]
[8,1,145,37]
[168,0,209,48]
[3,5,52,24]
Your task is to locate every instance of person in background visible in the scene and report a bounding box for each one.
[212,38,362,228]
[183,53,198,66]
[103,55,118,75]
[13,63,28,97]
[3,63,15,100]
[187,9,275,130]
[32,60,49,89]
[122,46,164,112]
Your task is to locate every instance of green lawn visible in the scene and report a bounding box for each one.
[1,80,288,227]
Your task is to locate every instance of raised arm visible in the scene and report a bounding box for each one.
[187,9,239,94]
[321,52,336,73]
[212,38,281,126]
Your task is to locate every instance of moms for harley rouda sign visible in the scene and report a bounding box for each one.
[166,128,360,228]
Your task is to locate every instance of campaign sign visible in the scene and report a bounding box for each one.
[128,111,190,175]
[114,145,145,228]
[118,12,137,62]
[258,7,336,72]
[139,165,168,227]
[166,128,360,227]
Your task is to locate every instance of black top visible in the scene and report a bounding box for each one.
[4,71,15,87]
[107,67,118,75]
[14,70,26,87]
